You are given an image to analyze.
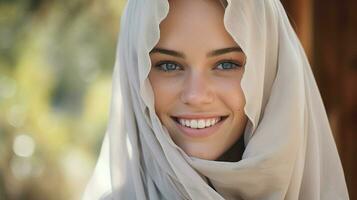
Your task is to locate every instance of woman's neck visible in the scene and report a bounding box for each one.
[216,136,245,162]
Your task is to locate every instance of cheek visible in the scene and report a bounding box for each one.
[148,74,179,114]
[215,77,245,105]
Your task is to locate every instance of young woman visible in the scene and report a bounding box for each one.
[83,0,349,199]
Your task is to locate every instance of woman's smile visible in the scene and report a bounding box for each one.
[171,115,229,138]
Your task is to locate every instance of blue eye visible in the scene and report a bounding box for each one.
[155,62,182,72]
[216,61,242,70]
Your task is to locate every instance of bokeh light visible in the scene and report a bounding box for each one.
[13,134,35,158]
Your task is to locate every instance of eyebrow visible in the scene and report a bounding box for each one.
[150,48,185,58]
[149,47,243,58]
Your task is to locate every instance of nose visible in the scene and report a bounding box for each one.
[180,71,214,106]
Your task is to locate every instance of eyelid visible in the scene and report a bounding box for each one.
[214,60,244,70]
[154,60,183,71]
[155,60,182,67]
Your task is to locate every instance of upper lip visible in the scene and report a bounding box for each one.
[172,114,228,119]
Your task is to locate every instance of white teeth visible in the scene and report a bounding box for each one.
[205,120,211,127]
[190,120,198,128]
[197,120,205,128]
[177,117,222,129]
[211,119,215,125]
[179,119,185,125]
[185,120,190,126]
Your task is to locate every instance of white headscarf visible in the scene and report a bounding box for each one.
[83,0,349,199]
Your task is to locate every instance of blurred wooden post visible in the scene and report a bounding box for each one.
[282,0,356,198]
[313,0,357,198]
[282,0,313,60]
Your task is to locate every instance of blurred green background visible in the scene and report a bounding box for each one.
[0,0,126,199]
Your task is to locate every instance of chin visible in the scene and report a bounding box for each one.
[182,146,223,160]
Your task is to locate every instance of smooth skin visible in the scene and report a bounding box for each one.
[148,0,248,160]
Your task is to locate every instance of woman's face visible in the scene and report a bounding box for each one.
[149,0,247,160]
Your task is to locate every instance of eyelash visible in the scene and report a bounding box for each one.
[154,60,243,72]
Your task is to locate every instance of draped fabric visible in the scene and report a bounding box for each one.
[83,0,349,199]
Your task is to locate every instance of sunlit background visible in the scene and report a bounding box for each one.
[1,0,356,199]
[0,0,126,199]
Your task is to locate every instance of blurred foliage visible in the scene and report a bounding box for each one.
[0,0,126,199]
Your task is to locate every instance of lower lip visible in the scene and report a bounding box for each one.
[173,117,227,138]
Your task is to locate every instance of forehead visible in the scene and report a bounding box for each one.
[157,0,237,51]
